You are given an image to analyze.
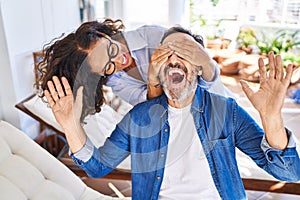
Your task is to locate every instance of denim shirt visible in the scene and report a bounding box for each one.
[106,25,219,105]
[71,85,300,200]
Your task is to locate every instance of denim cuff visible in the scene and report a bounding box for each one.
[261,128,296,152]
[69,138,94,162]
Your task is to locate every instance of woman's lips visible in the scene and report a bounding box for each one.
[121,53,129,66]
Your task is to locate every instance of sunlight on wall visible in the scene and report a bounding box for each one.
[122,0,169,29]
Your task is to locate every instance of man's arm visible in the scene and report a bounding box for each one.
[240,52,293,150]
[233,99,300,182]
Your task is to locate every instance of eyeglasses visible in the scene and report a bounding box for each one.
[103,37,119,77]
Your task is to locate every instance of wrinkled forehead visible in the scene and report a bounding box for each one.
[162,32,194,44]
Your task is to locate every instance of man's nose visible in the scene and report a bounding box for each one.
[169,53,178,63]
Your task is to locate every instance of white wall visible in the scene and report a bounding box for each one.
[0,5,18,126]
[0,0,80,138]
[168,0,189,27]
[104,0,188,30]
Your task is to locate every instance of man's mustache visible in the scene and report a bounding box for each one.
[163,63,188,75]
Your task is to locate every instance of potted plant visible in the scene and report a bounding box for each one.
[257,29,300,55]
[236,27,258,54]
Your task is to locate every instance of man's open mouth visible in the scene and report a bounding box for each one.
[168,69,185,84]
[164,63,187,88]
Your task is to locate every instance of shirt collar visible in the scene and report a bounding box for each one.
[191,83,205,113]
[122,30,148,51]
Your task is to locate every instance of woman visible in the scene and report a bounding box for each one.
[38,18,218,122]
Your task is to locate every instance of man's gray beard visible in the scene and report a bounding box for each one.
[162,73,198,102]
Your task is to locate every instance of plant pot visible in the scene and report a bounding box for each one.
[291,67,300,84]
[239,46,253,54]
[239,65,260,83]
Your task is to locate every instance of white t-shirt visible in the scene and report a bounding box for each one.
[158,104,221,200]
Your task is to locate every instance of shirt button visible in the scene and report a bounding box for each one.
[268,156,273,161]
[157,176,161,180]
[161,153,165,158]
[164,128,168,132]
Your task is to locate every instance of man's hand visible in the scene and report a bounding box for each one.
[44,76,87,153]
[240,52,293,116]
[241,52,293,150]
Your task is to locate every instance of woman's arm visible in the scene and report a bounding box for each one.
[44,76,87,153]
[147,44,172,100]
[168,38,218,82]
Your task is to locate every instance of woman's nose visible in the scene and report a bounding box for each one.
[111,54,121,64]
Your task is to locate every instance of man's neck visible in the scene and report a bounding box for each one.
[167,91,195,108]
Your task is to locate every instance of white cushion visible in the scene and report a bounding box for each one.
[23,94,132,169]
[0,120,130,200]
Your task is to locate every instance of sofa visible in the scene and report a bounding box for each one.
[0,120,130,200]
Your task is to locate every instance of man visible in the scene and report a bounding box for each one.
[44,28,300,199]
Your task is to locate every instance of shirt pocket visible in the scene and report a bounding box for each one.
[207,135,236,171]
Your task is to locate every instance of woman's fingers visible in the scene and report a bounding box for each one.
[151,49,172,67]
[156,50,172,63]
[153,48,172,58]
[169,40,194,53]
[168,41,192,60]
[47,80,59,101]
[44,89,55,107]
[46,76,74,106]
[53,76,65,98]
[61,77,73,96]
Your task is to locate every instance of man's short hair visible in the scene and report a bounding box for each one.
[161,26,204,47]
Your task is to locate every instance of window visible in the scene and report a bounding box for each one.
[190,0,300,26]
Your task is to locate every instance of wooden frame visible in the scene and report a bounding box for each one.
[32,51,43,90]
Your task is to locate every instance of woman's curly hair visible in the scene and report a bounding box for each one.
[38,18,125,123]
